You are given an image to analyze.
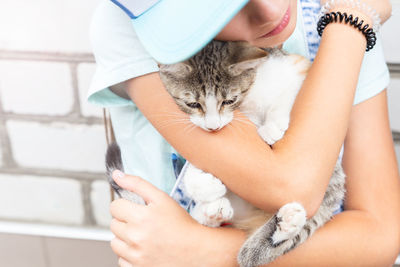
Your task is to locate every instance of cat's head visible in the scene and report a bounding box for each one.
[160,41,268,131]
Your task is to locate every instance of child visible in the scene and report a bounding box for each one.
[89,0,399,266]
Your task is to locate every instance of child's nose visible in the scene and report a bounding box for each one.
[248,0,287,26]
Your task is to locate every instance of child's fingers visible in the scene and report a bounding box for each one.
[118,257,133,267]
[110,237,134,264]
[110,218,139,247]
[110,198,146,223]
[112,170,168,204]
[110,218,128,244]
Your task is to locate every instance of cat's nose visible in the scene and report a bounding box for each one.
[206,126,219,131]
[205,121,220,131]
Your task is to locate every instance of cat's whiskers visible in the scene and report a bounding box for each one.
[147,112,195,131]
[235,112,252,120]
[226,122,242,136]
[232,117,256,128]
[231,117,254,134]
[147,112,188,119]
[183,123,198,134]
[157,118,192,129]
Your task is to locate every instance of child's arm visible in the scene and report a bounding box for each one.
[109,90,400,266]
[267,88,400,266]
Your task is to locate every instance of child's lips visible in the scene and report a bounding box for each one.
[260,6,291,38]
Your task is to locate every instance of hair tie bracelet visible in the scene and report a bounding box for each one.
[317,11,377,51]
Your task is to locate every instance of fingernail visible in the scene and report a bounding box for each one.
[113,170,125,180]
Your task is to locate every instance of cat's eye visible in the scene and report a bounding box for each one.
[186,102,201,109]
[222,96,237,106]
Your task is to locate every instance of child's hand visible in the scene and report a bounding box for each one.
[109,171,204,267]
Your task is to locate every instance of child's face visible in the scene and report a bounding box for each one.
[216,0,297,48]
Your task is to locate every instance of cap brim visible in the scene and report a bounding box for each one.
[132,0,249,64]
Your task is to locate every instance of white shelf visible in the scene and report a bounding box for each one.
[0,221,114,241]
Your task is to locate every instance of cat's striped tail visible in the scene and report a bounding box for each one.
[105,142,124,198]
[105,142,145,204]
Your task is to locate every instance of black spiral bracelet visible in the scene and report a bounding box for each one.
[317,11,377,51]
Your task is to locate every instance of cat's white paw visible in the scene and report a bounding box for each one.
[271,202,306,245]
[205,197,234,223]
[257,122,285,145]
[275,117,289,133]
[190,198,234,227]
[184,164,226,202]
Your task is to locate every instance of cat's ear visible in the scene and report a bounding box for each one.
[227,42,268,76]
[159,62,193,78]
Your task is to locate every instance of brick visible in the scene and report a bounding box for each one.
[78,63,103,118]
[388,77,400,132]
[7,121,106,172]
[0,0,100,53]
[381,2,400,63]
[91,180,112,227]
[0,174,83,224]
[0,60,74,115]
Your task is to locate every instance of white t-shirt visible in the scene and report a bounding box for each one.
[88,0,390,193]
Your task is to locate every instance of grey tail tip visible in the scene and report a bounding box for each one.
[105,142,124,173]
[105,142,124,197]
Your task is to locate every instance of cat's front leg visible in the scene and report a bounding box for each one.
[238,202,306,267]
[184,164,234,227]
[270,202,307,244]
[190,198,234,227]
[257,119,287,145]
[184,163,227,202]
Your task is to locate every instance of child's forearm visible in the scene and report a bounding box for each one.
[196,211,398,267]
[270,19,370,211]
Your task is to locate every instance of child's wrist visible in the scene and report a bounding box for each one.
[318,8,375,51]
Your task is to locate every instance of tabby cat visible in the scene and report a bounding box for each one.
[106,40,346,267]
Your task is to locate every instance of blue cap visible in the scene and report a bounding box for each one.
[111,0,249,64]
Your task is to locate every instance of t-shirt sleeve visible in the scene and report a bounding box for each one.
[353,33,390,105]
[87,0,159,107]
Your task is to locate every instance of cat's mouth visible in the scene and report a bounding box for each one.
[190,114,233,132]
[200,126,222,132]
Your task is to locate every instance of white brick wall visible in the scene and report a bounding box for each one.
[0,0,398,234]
[90,180,112,227]
[78,63,103,118]
[0,174,83,224]
[0,0,107,229]
[7,121,106,172]
[0,0,101,53]
[0,60,74,115]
